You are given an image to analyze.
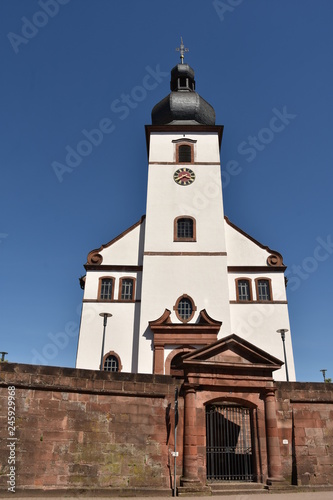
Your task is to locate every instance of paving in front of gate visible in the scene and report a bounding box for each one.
[2,491,333,500]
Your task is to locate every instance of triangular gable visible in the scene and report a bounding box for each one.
[224,216,285,268]
[86,215,145,266]
[181,333,283,372]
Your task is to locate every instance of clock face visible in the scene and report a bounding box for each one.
[173,168,195,186]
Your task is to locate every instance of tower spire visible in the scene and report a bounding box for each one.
[175,37,189,64]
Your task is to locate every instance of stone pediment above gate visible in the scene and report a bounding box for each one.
[181,334,283,375]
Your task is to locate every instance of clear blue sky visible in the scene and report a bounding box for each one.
[1,0,332,382]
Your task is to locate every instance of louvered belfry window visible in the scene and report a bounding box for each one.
[178,144,192,163]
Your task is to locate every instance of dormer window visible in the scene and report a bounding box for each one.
[179,77,187,88]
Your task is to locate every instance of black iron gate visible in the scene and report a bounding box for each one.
[206,404,254,481]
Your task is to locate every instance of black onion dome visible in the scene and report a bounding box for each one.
[151,63,216,125]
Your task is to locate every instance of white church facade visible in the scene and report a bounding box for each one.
[76,54,296,382]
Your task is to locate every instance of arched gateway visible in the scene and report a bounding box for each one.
[174,334,285,495]
[206,402,254,482]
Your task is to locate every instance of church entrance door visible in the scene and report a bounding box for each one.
[206,404,254,482]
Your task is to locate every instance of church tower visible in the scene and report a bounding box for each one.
[76,41,296,381]
[137,44,231,374]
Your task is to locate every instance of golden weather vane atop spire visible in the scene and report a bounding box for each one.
[175,37,189,64]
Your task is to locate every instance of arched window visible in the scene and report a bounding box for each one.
[103,351,122,372]
[99,277,115,300]
[174,294,196,323]
[174,216,196,241]
[255,278,272,301]
[104,355,118,372]
[236,279,252,302]
[119,277,135,300]
[176,143,193,163]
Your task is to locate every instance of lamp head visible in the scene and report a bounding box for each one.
[99,312,112,326]
[277,328,288,340]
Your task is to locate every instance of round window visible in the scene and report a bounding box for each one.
[174,295,196,322]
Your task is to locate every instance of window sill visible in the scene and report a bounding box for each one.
[83,299,140,303]
[174,239,196,242]
[230,300,287,304]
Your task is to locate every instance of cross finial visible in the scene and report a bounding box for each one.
[176,37,189,64]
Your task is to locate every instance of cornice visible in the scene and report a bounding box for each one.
[84,265,143,272]
[228,266,286,273]
[144,251,227,256]
[145,124,224,154]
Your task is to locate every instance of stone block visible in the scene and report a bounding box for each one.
[144,382,165,394]
[294,426,306,437]
[85,401,110,412]
[305,427,324,437]
[308,445,327,456]
[56,376,78,389]
[92,379,105,390]
[122,381,146,393]
[326,419,333,429]
[318,455,333,465]
[296,445,309,456]
[38,398,60,410]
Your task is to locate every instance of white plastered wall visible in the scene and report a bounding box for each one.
[225,221,296,381]
[75,219,145,371]
[75,296,141,372]
[138,130,231,373]
[95,218,145,266]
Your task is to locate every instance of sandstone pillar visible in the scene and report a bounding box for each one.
[153,346,164,374]
[264,389,283,482]
[181,384,200,485]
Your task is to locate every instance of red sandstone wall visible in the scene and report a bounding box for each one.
[1,364,333,494]
[0,364,181,494]
[276,382,333,486]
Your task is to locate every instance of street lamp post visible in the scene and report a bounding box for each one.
[277,329,289,382]
[320,369,327,383]
[99,313,112,370]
